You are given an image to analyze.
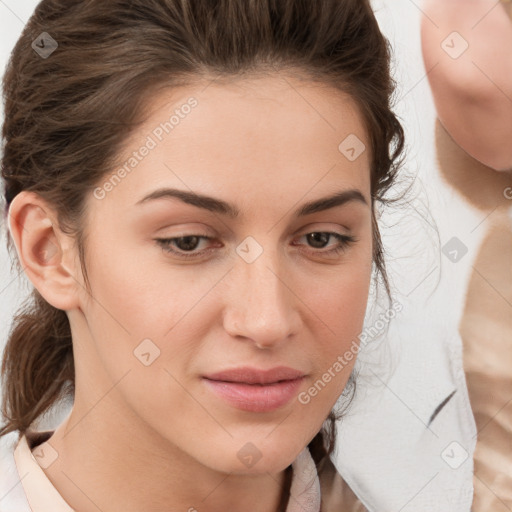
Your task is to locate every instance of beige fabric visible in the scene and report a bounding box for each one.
[435,114,512,512]
[461,218,512,512]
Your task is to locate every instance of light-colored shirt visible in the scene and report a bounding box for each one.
[13,433,73,512]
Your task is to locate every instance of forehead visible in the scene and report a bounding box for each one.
[93,73,371,218]
[140,73,368,143]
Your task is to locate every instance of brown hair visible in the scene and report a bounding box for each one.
[0,0,405,473]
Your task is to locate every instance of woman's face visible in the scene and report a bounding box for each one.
[73,74,373,474]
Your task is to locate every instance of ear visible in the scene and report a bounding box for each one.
[7,191,82,311]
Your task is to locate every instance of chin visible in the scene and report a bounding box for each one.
[196,434,310,475]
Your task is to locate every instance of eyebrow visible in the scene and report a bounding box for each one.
[136,187,368,217]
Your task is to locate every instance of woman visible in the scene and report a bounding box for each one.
[0,0,404,510]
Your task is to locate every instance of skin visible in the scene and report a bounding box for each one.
[421,0,512,172]
[8,74,374,512]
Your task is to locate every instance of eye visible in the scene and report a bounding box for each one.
[293,232,357,257]
[155,235,215,259]
[155,231,357,260]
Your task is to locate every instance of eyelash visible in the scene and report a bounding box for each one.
[155,232,357,260]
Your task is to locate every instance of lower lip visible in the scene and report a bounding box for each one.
[203,377,304,413]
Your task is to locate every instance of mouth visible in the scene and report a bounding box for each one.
[202,366,306,413]
[204,366,306,385]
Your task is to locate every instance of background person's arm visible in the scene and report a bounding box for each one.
[421,0,512,172]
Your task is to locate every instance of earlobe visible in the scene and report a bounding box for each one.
[7,191,81,311]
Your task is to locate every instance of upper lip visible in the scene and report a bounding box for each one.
[204,366,306,385]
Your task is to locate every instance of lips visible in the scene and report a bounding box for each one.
[202,366,306,413]
[203,366,306,385]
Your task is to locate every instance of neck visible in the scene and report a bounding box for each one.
[40,405,294,512]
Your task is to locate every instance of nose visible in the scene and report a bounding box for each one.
[222,250,301,349]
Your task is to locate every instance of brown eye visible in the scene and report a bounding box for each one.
[155,235,214,259]
[306,232,331,249]
[295,232,357,257]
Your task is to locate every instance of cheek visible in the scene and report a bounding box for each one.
[302,260,371,398]
[82,240,181,335]
[80,245,216,388]
[311,259,372,342]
